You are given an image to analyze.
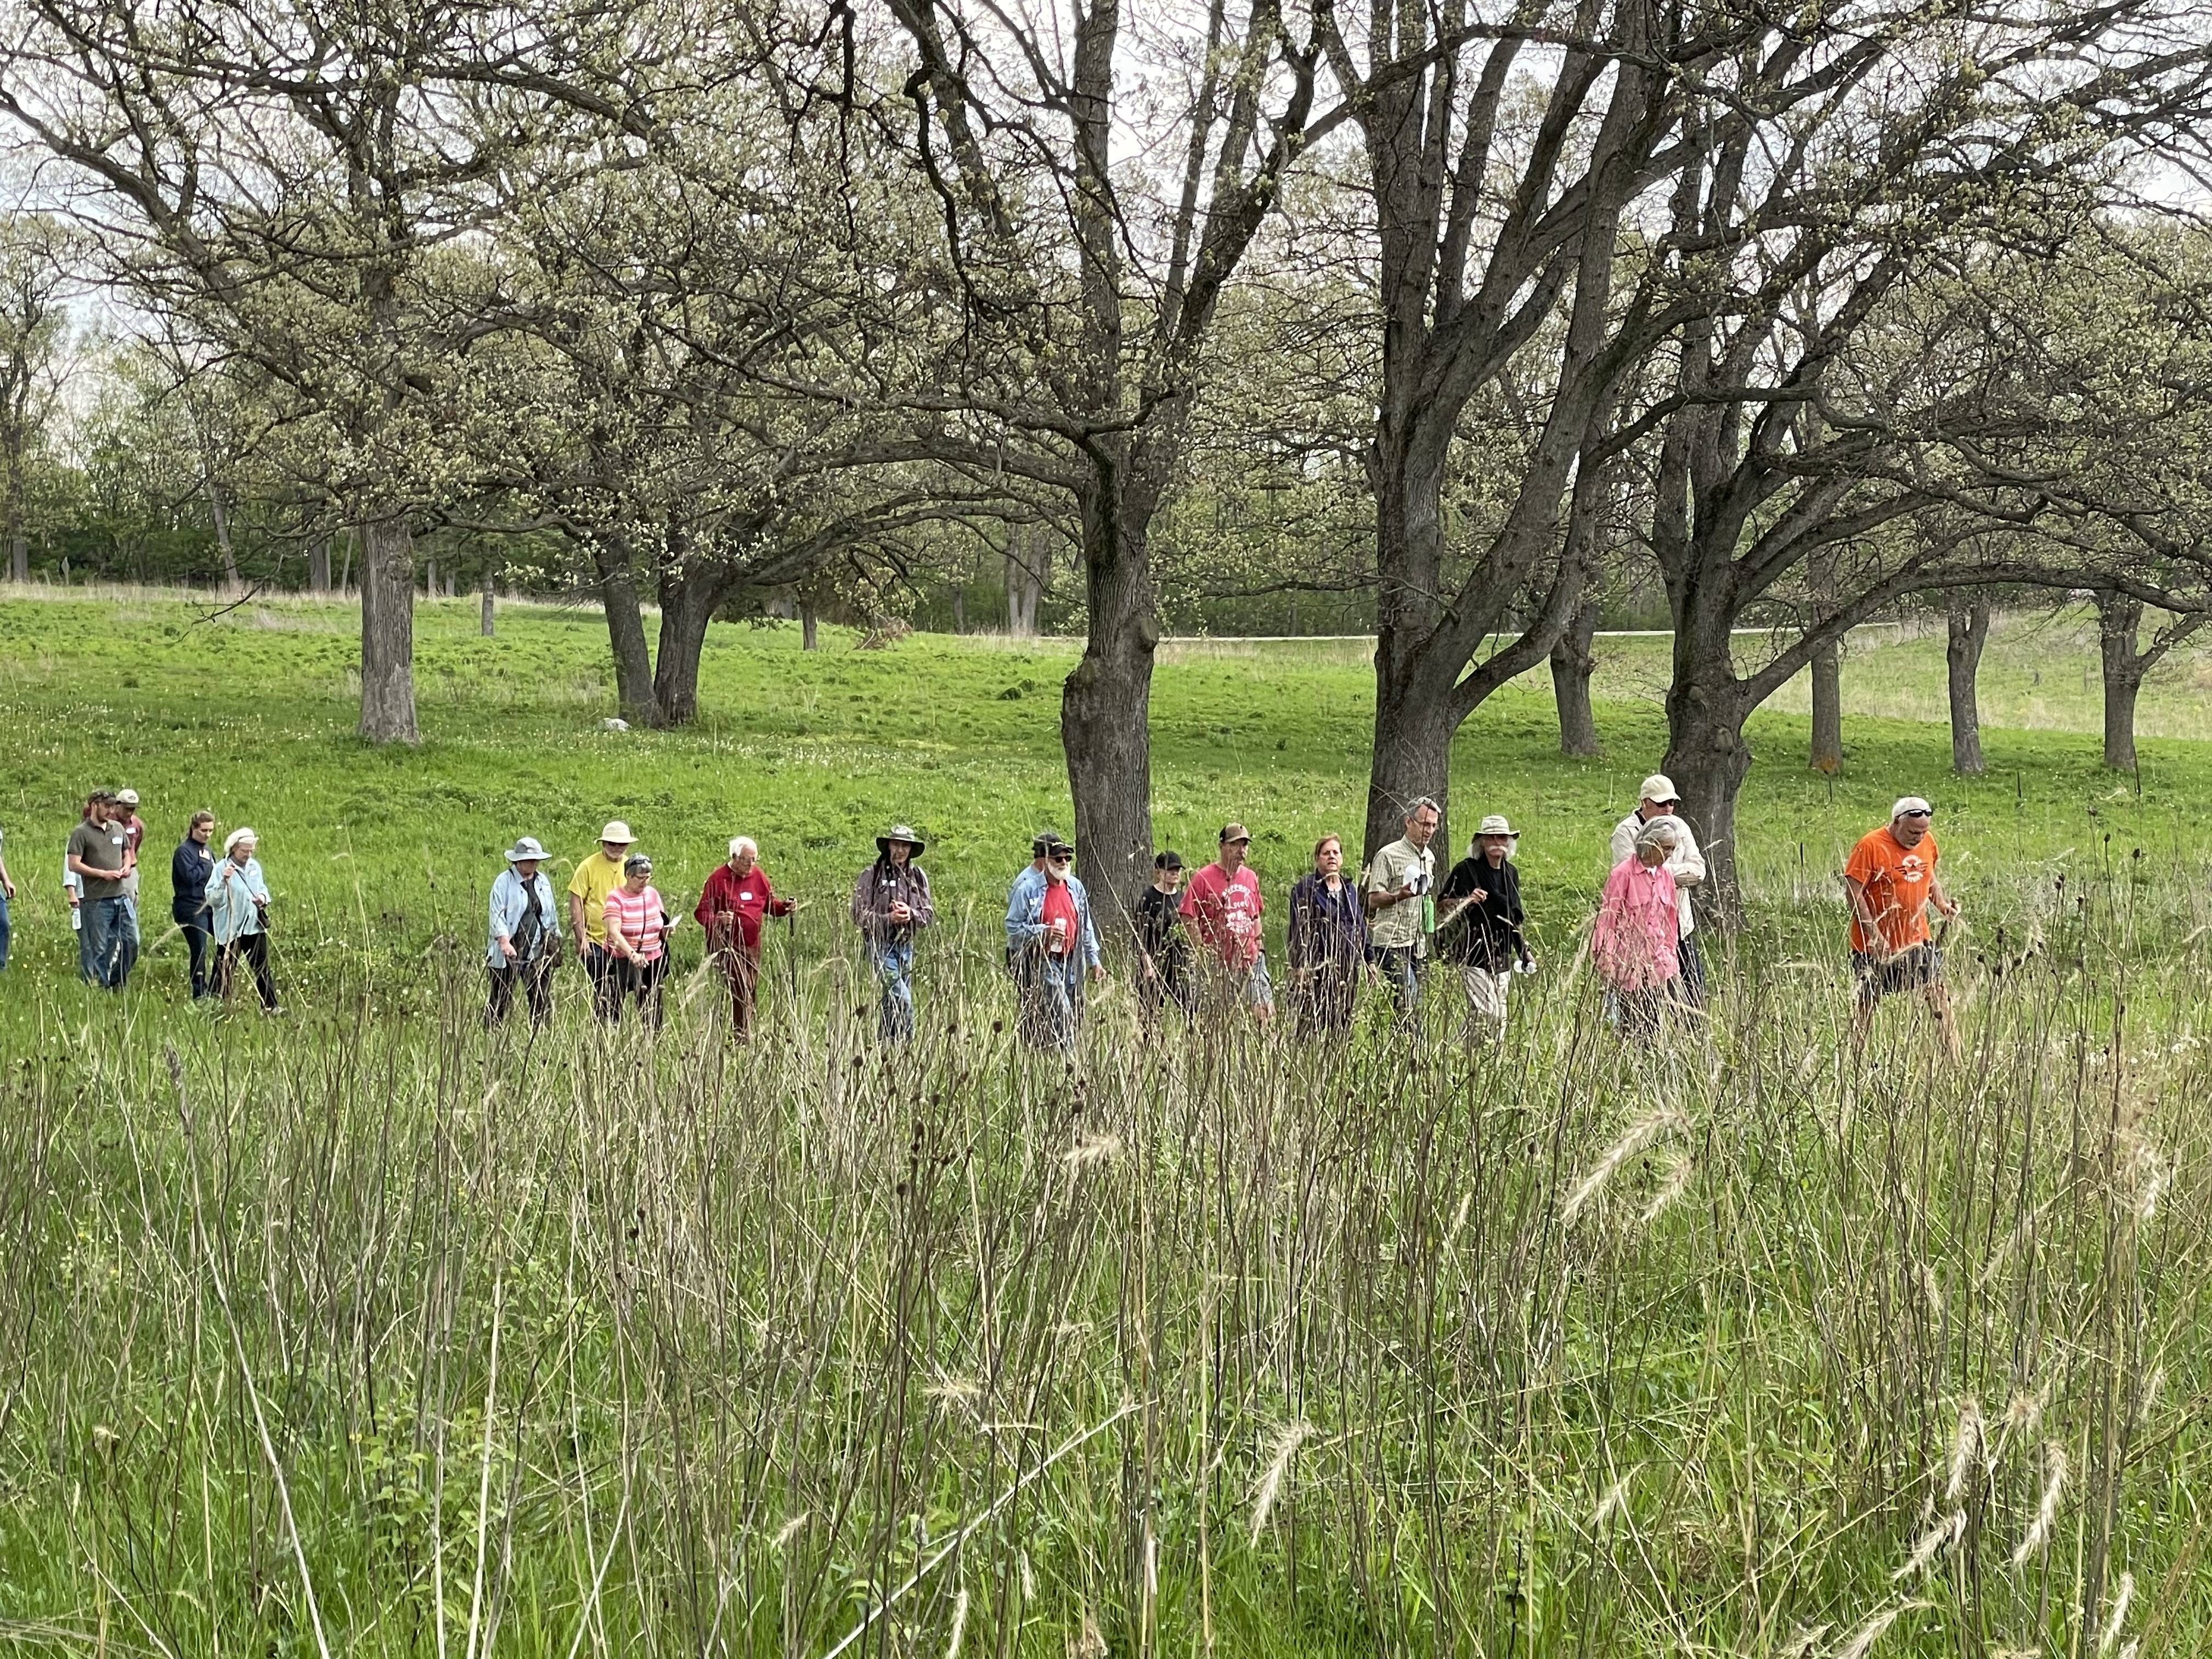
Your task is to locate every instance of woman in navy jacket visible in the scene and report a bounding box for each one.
[170,810,217,999]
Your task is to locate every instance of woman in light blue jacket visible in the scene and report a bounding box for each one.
[487,836,562,1025]
[209,827,278,1012]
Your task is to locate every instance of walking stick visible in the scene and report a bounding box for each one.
[783,906,800,1005]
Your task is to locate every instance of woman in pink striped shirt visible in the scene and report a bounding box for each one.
[1593,818,1685,1041]
[601,854,673,1028]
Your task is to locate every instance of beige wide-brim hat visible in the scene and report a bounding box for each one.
[599,821,635,845]
[1475,814,1519,840]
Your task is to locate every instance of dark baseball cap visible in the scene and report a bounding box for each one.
[1157,849,1184,870]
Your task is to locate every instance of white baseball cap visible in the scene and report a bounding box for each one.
[1638,774,1679,804]
[599,821,635,844]
[116,788,139,806]
[1891,796,1934,820]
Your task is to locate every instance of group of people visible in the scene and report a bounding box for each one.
[9,772,1961,1055]
[41,788,280,1008]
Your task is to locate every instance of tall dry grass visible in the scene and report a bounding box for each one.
[1,889,2207,1656]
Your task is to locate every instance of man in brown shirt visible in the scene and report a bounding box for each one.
[66,794,137,989]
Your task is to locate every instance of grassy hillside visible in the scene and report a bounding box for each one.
[0,592,2207,1657]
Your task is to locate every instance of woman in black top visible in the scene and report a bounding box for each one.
[171,810,218,999]
[1135,851,1192,1020]
[1437,816,1532,1042]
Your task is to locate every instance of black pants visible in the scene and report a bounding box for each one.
[1292,964,1359,1036]
[486,956,555,1025]
[585,945,623,1021]
[178,909,215,998]
[219,932,278,1010]
[595,953,665,1028]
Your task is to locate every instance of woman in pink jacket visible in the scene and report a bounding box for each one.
[1593,817,1685,1039]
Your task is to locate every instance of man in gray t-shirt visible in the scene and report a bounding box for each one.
[66,798,137,989]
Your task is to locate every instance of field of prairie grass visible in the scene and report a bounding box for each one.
[0,591,2209,1656]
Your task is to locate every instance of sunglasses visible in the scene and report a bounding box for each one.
[1048,851,1074,864]
[1901,809,1933,819]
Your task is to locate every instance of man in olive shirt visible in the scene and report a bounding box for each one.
[1364,797,1440,1027]
[67,794,137,990]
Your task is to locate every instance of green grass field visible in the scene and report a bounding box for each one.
[1,593,2206,995]
[0,592,2208,1657]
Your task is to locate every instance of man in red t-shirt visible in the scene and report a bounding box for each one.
[695,836,796,1040]
[1180,822,1273,1022]
[1842,795,1960,1058]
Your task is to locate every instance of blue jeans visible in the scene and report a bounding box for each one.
[0,891,10,969]
[82,895,137,990]
[1016,950,1084,1051]
[872,938,915,1043]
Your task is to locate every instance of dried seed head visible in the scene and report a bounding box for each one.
[1564,1107,1686,1227]
[1593,1470,1633,1532]
[1945,1400,1985,1503]
[2100,1572,2135,1655]
[2011,1443,2068,1567]
[1250,1421,1319,1545]
[1833,1598,1929,1659]
[1639,1150,1694,1226]
[1063,1130,1122,1177]
[1893,1510,1964,1581]
[945,1586,969,1659]
[770,1512,810,1550]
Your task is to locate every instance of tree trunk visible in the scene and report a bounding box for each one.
[1549,600,1602,757]
[1061,489,1158,931]
[589,536,658,724]
[1946,595,1989,775]
[308,535,331,594]
[5,455,25,582]
[479,561,496,636]
[1661,674,1754,927]
[800,598,819,651]
[1007,527,1046,635]
[1363,668,1458,867]
[652,562,733,725]
[951,585,966,634]
[1809,636,1842,773]
[208,478,240,586]
[2097,593,2145,771]
[424,552,439,598]
[358,516,420,744]
[337,531,353,593]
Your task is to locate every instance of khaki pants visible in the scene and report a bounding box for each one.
[1460,966,1509,1042]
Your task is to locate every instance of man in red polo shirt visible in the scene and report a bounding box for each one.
[695,835,796,1040]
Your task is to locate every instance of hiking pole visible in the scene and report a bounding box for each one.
[783,906,801,1005]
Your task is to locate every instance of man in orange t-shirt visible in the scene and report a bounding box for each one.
[1842,795,1960,1058]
